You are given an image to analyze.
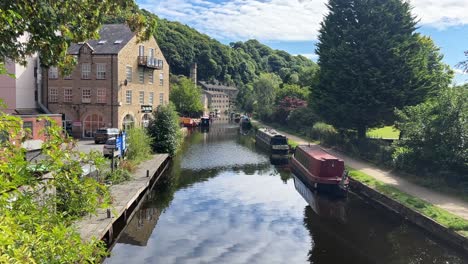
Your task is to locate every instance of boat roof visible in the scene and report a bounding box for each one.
[258,128,286,137]
[298,145,342,161]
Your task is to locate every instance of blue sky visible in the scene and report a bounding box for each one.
[137,0,468,84]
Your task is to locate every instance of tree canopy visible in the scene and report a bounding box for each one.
[147,103,182,156]
[170,76,204,116]
[314,0,452,138]
[0,1,156,73]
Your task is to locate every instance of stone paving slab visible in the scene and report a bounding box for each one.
[75,154,169,242]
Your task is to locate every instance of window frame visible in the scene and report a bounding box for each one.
[82,88,91,103]
[23,121,33,139]
[149,92,154,105]
[139,91,145,104]
[159,73,164,86]
[126,66,132,82]
[97,88,106,103]
[81,63,91,79]
[138,67,144,83]
[126,90,132,104]
[148,70,154,84]
[64,88,73,103]
[49,67,58,79]
[49,87,58,102]
[96,63,106,80]
[159,93,164,105]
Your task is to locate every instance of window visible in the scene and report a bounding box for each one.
[139,45,144,56]
[126,90,132,104]
[159,93,164,105]
[159,73,164,86]
[126,66,132,82]
[97,88,106,103]
[82,88,91,103]
[148,48,154,58]
[138,68,144,83]
[149,92,154,105]
[81,63,91,79]
[139,91,144,104]
[49,67,58,79]
[96,63,106,79]
[23,121,33,138]
[49,88,58,102]
[64,88,73,103]
[148,70,154,84]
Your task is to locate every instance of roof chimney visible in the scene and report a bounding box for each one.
[190,63,197,85]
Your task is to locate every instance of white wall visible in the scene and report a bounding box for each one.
[15,55,37,109]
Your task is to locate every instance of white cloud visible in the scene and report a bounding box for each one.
[453,68,468,75]
[139,0,468,41]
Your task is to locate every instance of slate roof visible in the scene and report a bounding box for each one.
[68,24,135,55]
[199,81,238,91]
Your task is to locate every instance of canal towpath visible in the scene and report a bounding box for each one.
[252,120,468,221]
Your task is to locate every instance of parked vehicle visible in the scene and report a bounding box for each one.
[240,115,252,130]
[94,128,119,144]
[255,128,289,157]
[290,145,349,196]
[103,137,120,158]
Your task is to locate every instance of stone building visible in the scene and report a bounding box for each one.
[198,81,238,115]
[43,24,170,138]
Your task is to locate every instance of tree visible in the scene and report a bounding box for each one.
[276,84,310,102]
[170,76,204,116]
[314,0,452,138]
[0,108,110,262]
[147,103,182,156]
[0,1,156,73]
[253,73,281,120]
[393,86,467,179]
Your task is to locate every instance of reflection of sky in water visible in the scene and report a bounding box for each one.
[106,171,311,264]
[181,141,268,170]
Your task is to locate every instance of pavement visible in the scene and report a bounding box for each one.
[253,120,468,221]
[76,139,103,154]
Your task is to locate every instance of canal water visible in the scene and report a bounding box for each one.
[105,122,468,264]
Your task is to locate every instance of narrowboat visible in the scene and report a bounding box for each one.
[290,145,348,196]
[255,128,289,157]
[180,117,198,127]
[200,116,210,127]
[234,113,241,123]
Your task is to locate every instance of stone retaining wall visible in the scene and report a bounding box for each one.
[349,178,468,254]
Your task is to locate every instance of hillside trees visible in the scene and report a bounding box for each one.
[170,76,204,116]
[1,1,156,73]
[252,73,281,120]
[314,0,452,138]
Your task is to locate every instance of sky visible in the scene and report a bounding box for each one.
[136,0,468,84]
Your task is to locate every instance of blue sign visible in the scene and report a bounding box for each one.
[121,132,127,157]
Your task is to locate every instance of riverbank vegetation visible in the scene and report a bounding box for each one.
[349,169,468,236]
[147,104,183,156]
[170,76,204,117]
[0,112,109,262]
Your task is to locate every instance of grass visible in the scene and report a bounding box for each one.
[367,126,400,139]
[288,139,299,149]
[348,168,468,235]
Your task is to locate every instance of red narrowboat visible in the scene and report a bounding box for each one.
[290,145,348,196]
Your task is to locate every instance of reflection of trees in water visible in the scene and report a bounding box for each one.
[301,193,467,264]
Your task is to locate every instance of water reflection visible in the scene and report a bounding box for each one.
[106,123,468,264]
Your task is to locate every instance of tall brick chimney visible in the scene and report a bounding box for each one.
[190,63,197,85]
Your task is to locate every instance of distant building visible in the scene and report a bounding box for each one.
[43,24,170,138]
[198,81,238,115]
[0,38,62,150]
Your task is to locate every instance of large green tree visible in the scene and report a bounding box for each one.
[170,76,204,116]
[393,86,467,179]
[147,103,182,156]
[253,73,281,120]
[0,1,156,73]
[314,0,452,138]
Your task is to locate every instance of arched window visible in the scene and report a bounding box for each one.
[83,114,104,138]
[123,114,134,131]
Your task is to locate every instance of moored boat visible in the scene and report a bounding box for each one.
[240,115,252,130]
[200,116,210,127]
[255,128,289,157]
[290,145,348,196]
[180,117,198,127]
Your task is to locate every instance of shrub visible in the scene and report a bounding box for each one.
[286,106,318,132]
[147,103,183,156]
[119,159,137,173]
[126,127,152,163]
[105,168,131,185]
[310,122,338,145]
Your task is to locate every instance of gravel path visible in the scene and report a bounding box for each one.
[253,121,468,221]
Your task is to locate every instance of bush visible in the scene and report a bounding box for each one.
[286,107,318,132]
[147,103,183,156]
[105,168,131,185]
[126,127,152,163]
[119,159,137,173]
[393,86,468,180]
[310,122,338,145]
